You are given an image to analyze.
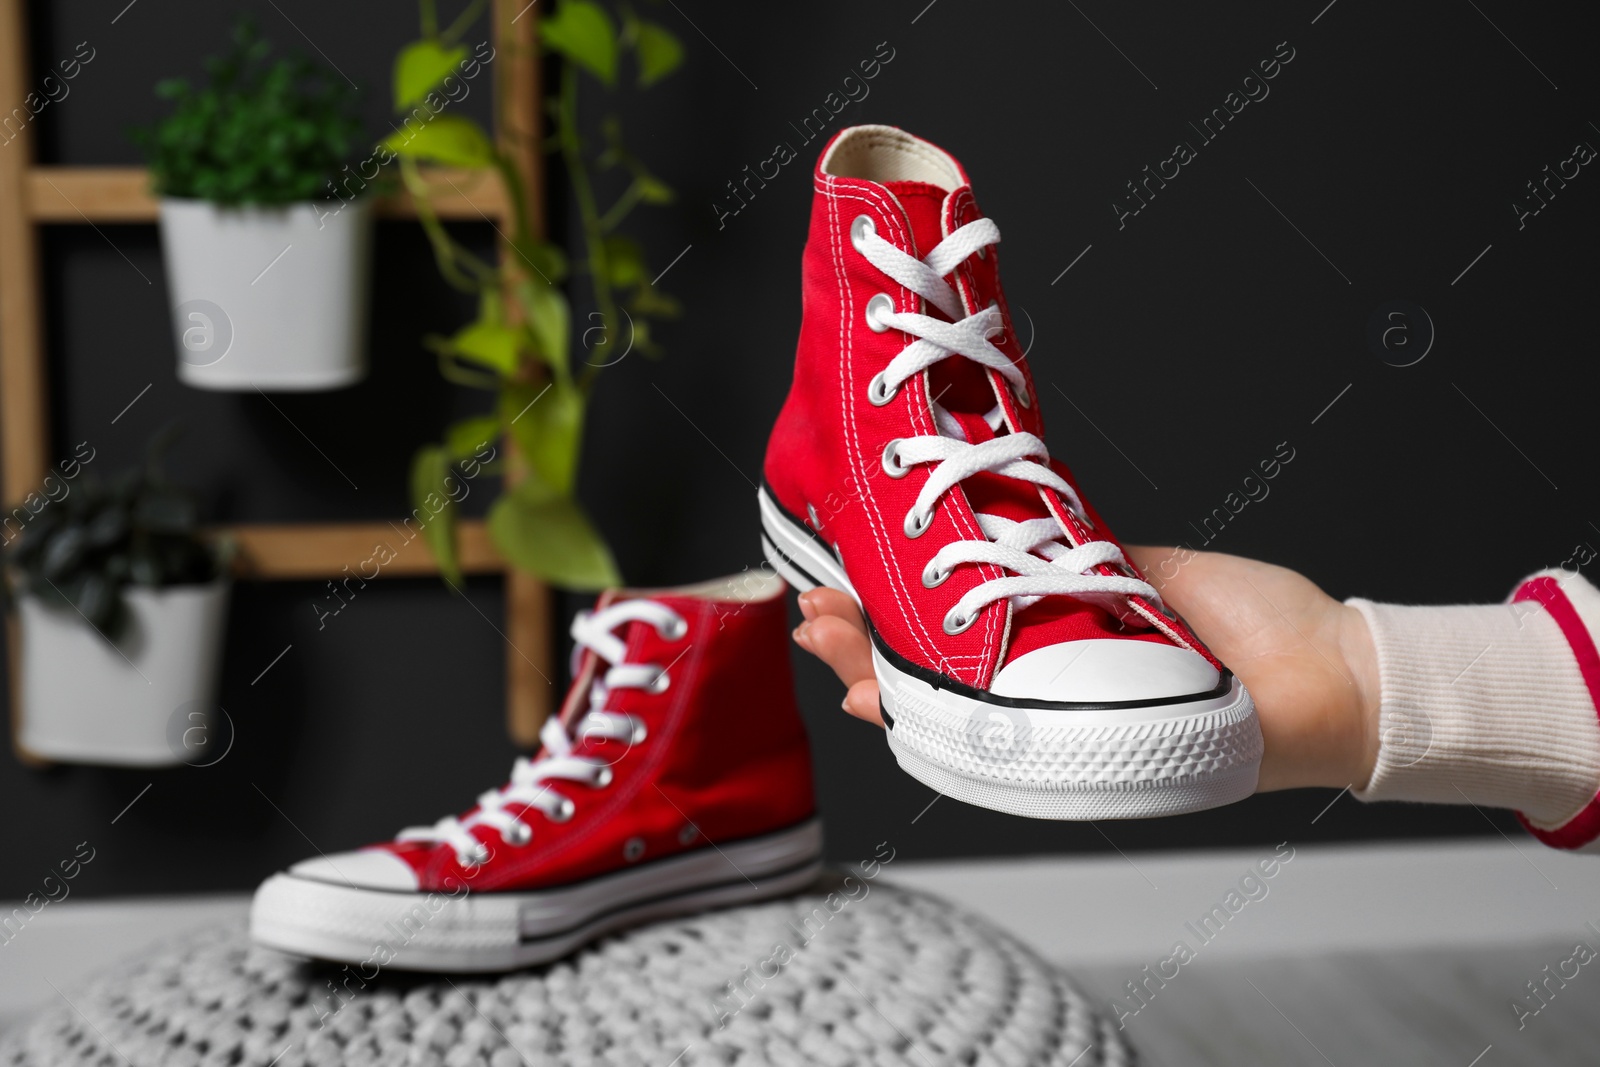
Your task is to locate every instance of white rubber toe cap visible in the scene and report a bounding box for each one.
[288,849,418,891]
[989,639,1220,704]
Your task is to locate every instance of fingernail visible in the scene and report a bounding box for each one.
[798,591,819,621]
[793,622,811,646]
[841,697,852,712]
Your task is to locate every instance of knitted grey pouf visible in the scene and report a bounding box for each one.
[1,880,1133,1067]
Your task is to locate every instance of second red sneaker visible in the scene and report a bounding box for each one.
[760,125,1261,820]
[250,572,820,972]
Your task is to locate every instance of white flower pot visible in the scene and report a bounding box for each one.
[158,197,373,391]
[17,581,231,766]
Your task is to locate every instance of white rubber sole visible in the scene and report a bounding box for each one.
[250,818,823,972]
[760,487,1263,820]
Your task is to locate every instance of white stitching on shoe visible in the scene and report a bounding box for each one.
[838,183,1008,685]
[837,184,1021,684]
[824,177,944,674]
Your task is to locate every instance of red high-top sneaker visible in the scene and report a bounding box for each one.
[250,571,820,972]
[760,125,1261,820]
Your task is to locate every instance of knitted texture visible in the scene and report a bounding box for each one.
[0,881,1134,1067]
[1350,568,1600,827]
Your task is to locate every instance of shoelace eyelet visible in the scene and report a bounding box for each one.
[657,614,688,640]
[549,796,576,823]
[505,821,532,846]
[646,668,671,695]
[881,439,910,478]
[456,842,490,868]
[865,293,894,333]
[903,508,933,539]
[943,607,976,635]
[850,214,876,251]
[1013,386,1033,409]
[922,562,951,588]
[629,718,649,744]
[868,372,898,406]
[592,765,614,788]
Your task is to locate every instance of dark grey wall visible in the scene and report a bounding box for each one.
[4,0,1596,900]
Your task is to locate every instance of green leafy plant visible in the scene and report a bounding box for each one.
[391,0,684,590]
[133,19,363,204]
[3,430,228,641]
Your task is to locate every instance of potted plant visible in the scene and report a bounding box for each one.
[388,0,685,590]
[5,432,232,766]
[135,21,370,391]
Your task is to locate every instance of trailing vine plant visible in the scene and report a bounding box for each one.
[386,0,683,589]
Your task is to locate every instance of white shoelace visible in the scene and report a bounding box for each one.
[851,214,1162,634]
[395,599,686,866]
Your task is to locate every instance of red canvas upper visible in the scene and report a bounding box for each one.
[369,576,815,894]
[764,125,1217,692]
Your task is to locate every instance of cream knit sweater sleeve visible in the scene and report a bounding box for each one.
[1348,568,1600,853]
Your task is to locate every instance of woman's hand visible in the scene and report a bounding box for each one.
[790,546,1381,792]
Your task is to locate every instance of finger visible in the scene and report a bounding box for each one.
[843,679,885,728]
[795,614,875,687]
[1124,544,1193,605]
[1122,544,1175,574]
[798,587,869,638]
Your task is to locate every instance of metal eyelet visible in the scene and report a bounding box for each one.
[549,796,576,823]
[1013,385,1033,409]
[850,214,875,251]
[865,293,894,333]
[867,372,898,406]
[646,669,670,695]
[658,615,688,640]
[943,607,976,635]
[593,766,614,789]
[881,439,909,478]
[505,821,532,846]
[903,508,933,539]
[457,843,489,868]
[922,562,951,588]
[678,824,698,845]
[629,718,649,745]
[623,837,646,862]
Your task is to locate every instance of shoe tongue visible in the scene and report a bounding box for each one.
[942,408,1049,526]
[882,180,949,258]
[882,180,999,431]
[882,182,1069,565]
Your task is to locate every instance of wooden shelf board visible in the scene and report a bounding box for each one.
[222,519,503,580]
[26,167,509,223]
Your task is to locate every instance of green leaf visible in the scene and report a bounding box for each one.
[510,238,569,284]
[630,284,681,319]
[447,320,523,376]
[635,174,674,204]
[384,114,495,167]
[502,379,584,497]
[393,39,467,109]
[602,235,645,287]
[540,0,618,86]
[520,281,570,373]
[629,316,660,358]
[445,414,502,460]
[633,21,683,86]
[487,481,619,590]
[410,446,462,588]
